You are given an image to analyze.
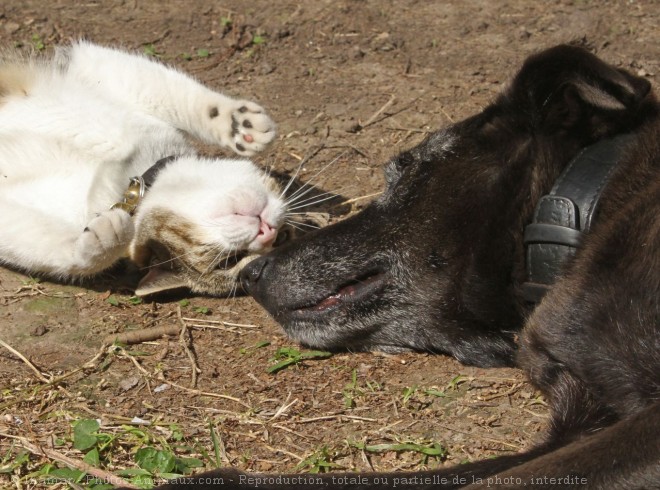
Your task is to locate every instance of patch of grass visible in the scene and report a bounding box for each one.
[267,346,332,374]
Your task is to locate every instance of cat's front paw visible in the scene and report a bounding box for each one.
[73,209,134,272]
[208,99,276,156]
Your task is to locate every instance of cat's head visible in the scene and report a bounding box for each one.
[130,157,287,297]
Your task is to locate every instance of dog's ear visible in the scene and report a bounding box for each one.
[512,45,652,137]
[134,266,188,297]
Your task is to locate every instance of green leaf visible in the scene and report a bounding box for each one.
[48,467,85,482]
[220,17,232,27]
[178,299,190,307]
[73,419,100,451]
[83,447,100,466]
[128,296,143,305]
[193,306,209,314]
[196,49,210,58]
[252,35,266,45]
[424,389,448,398]
[106,296,120,307]
[116,468,152,477]
[135,447,176,474]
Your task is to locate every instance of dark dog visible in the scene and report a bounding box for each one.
[146,45,659,489]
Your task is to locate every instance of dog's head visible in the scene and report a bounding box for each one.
[241,45,653,367]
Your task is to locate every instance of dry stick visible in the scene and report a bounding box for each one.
[0,339,50,383]
[329,191,383,210]
[177,304,200,388]
[1,433,136,488]
[103,324,181,345]
[104,317,260,345]
[350,95,396,132]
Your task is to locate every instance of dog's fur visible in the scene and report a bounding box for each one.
[146,45,659,489]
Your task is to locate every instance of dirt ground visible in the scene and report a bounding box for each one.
[0,1,658,488]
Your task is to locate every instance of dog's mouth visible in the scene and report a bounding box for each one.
[292,270,388,317]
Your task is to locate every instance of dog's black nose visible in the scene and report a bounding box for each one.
[240,255,270,293]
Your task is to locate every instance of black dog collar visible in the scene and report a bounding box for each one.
[111,155,177,215]
[521,133,635,303]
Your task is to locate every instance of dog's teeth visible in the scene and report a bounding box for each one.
[316,295,340,310]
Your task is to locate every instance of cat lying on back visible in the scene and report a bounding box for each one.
[0,41,288,296]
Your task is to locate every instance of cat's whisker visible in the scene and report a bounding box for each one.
[284,220,306,233]
[283,151,346,204]
[278,155,308,200]
[285,189,338,209]
[142,248,199,270]
[285,220,320,230]
[288,193,344,211]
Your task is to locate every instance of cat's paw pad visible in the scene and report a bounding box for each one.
[74,209,134,267]
[209,100,276,156]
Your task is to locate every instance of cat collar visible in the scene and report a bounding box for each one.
[111,155,177,215]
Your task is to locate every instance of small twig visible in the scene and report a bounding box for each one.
[330,192,383,209]
[480,384,523,401]
[269,393,299,421]
[177,305,200,388]
[0,339,50,383]
[296,413,378,424]
[361,95,397,128]
[181,317,260,328]
[167,380,251,409]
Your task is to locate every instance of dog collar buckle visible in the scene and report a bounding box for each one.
[521,133,634,303]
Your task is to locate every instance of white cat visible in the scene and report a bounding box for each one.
[0,41,285,296]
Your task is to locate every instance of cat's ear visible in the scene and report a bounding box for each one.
[135,267,189,297]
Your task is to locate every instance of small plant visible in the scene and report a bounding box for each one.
[351,440,447,464]
[295,446,342,473]
[401,385,418,405]
[31,34,45,51]
[252,35,266,45]
[447,374,467,391]
[196,48,210,58]
[267,346,332,374]
[342,369,361,408]
[193,305,210,314]
[239,340,271,355]
[178,299,190,307]
[143,44,160,57]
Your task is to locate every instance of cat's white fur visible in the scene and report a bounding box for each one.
[0,41,283,282]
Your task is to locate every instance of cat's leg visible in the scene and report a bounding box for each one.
[0,200,133,277]
[62,42,276,156]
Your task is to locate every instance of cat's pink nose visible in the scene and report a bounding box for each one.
[256,220,277,247]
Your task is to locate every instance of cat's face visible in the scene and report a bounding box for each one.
[130,157,287,296]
